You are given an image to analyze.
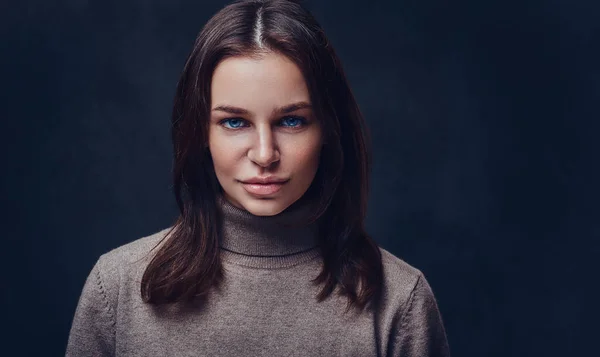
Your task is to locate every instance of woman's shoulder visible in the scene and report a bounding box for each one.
[379,246,422,283]
[101,226,171,265]
[376,246,450,355]
[72,226,173,319]
[93,226,172,285]
[377,246,426,309]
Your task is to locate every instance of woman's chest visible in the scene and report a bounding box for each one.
[115,274,382,356]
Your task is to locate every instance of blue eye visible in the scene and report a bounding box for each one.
[281,116,305,127]
[218,116,307,130]
[221,118,246,129]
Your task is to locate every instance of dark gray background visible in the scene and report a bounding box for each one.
[2,0,598,356]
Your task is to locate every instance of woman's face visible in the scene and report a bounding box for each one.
[208,51,323,216]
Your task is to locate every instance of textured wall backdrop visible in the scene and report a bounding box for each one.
[1,0,598,356]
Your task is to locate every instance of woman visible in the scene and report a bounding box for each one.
[66,0,451,356]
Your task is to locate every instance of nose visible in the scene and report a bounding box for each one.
[247,125,280,167]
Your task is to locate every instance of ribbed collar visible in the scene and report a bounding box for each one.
[216,193,321,269]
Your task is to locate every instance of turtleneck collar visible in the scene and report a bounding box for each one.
[216,193,321,269]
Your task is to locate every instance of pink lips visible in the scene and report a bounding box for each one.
[241,181,287,195]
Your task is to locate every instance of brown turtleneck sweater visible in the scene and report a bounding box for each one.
[66,195,450,356]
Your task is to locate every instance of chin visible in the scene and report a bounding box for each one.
[241,198,287,217]
[223,185,304,217]
[231,190,294,216]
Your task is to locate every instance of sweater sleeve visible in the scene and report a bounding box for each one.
[389,273,451,357]
[65,257,116,357]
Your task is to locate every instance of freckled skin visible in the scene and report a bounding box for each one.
[208,52,323,216]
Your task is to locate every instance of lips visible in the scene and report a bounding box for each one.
[241,181,287,195]
[242,177,288,184]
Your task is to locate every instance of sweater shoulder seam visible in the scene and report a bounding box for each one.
[398,272,423,330]
[94,261,117,330]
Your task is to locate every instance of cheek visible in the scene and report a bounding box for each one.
[284,140,322,172]
[209,148,227,171]
[208,135,238,174]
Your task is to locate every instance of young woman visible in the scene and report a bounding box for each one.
[66,0,451,356]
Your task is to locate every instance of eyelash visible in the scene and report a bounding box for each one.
[218,116,308,130]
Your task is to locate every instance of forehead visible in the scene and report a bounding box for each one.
[210,52,310,111]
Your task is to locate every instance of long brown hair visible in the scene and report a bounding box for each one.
[141,0,384,314]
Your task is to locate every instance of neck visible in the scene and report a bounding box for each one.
[216,193,321,268]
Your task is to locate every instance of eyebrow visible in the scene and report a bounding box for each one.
[211,101,312,115]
